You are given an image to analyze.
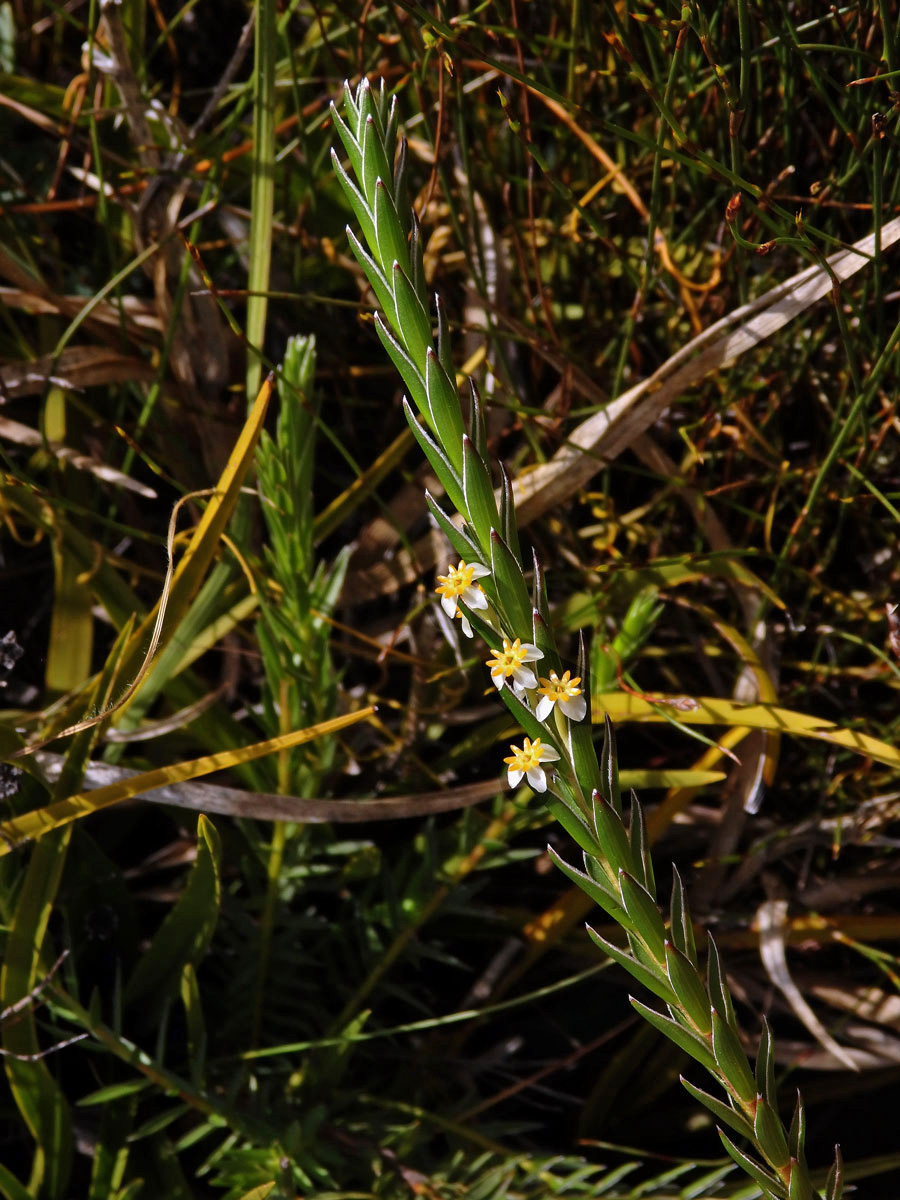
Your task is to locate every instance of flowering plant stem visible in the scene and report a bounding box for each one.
[331,78,840,1200]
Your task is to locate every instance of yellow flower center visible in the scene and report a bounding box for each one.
[487,638,528,676]
[538,670,582,700]
[504,737,546,771]
[435,561,477,600]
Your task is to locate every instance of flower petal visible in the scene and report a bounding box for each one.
[441,594,457,618]
[535,695,554,722]
[508,767,524,788]
[511,666,537,691]
[539,745,561,762]
[492,671,505,690]
[466,588,488,610]
[525,765,548,792]
[470,563,491,578]
[560,693,587,721]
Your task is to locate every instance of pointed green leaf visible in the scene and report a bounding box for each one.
[754,1093,791,1171]
[331,150,376,252]
[329,102,362,179]
[680,1076,755,1142]
[707,935,737,1027]
[384,96,399,174]
[490,529,532,637]
[469,379,487,463]
[361,114,394,210]
[373,77,391,130]
[618,870,666,963]
[393,135,410,240]
[664,940,711,1035]
[498,461,522,563]
[462,435,499,554]
[346,226,395,318]
[601,714,623,816]
[374,312,428,414]
[425,491,484,567]
[532,551,551,623]
[544,806,604,863]
[392,261,432,367]
[375,180,410,277]
[717,1129,782,1198]
[670,866,697,966]
[756,1016,776,1103]
[402,400,465,516]
[585,849,620,897]
[341,79,359,129]
[436,292,453,379]
[354,75,375,142]
[546,845,626,918]
[711,1008,756,1105]
[787,1158,814,1200]
[588,926,677,1006]
[426,348,466,475]
[629,794,655,898]
[788,1088,807,1168]
[629,928,669,981]
[590,790,633,879]
[410,212,425,303]
[630,996,719,1075]
[720,1128,782,1195]
[567,704,602,802]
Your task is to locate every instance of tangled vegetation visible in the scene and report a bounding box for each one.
[2,3,900,1198]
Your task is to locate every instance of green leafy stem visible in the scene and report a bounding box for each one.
[330,76,840,1200]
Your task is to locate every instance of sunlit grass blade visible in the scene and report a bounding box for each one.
[244,0,276,405]
[0,707,376,854]
[596,692,900,768]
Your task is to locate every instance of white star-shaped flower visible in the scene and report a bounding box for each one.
[535,670,587,722]
[503,736,560,792]
[485,638,543,693]
[435,560,490,619]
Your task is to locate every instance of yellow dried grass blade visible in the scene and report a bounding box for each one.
[43,385,93,696]
[620,768,726,790]
[598,693,900,768]
[45,531,93,696]
[115,373,273,704]
[0,706,375,855]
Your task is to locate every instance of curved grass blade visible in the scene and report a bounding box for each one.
[0,708,376,855]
